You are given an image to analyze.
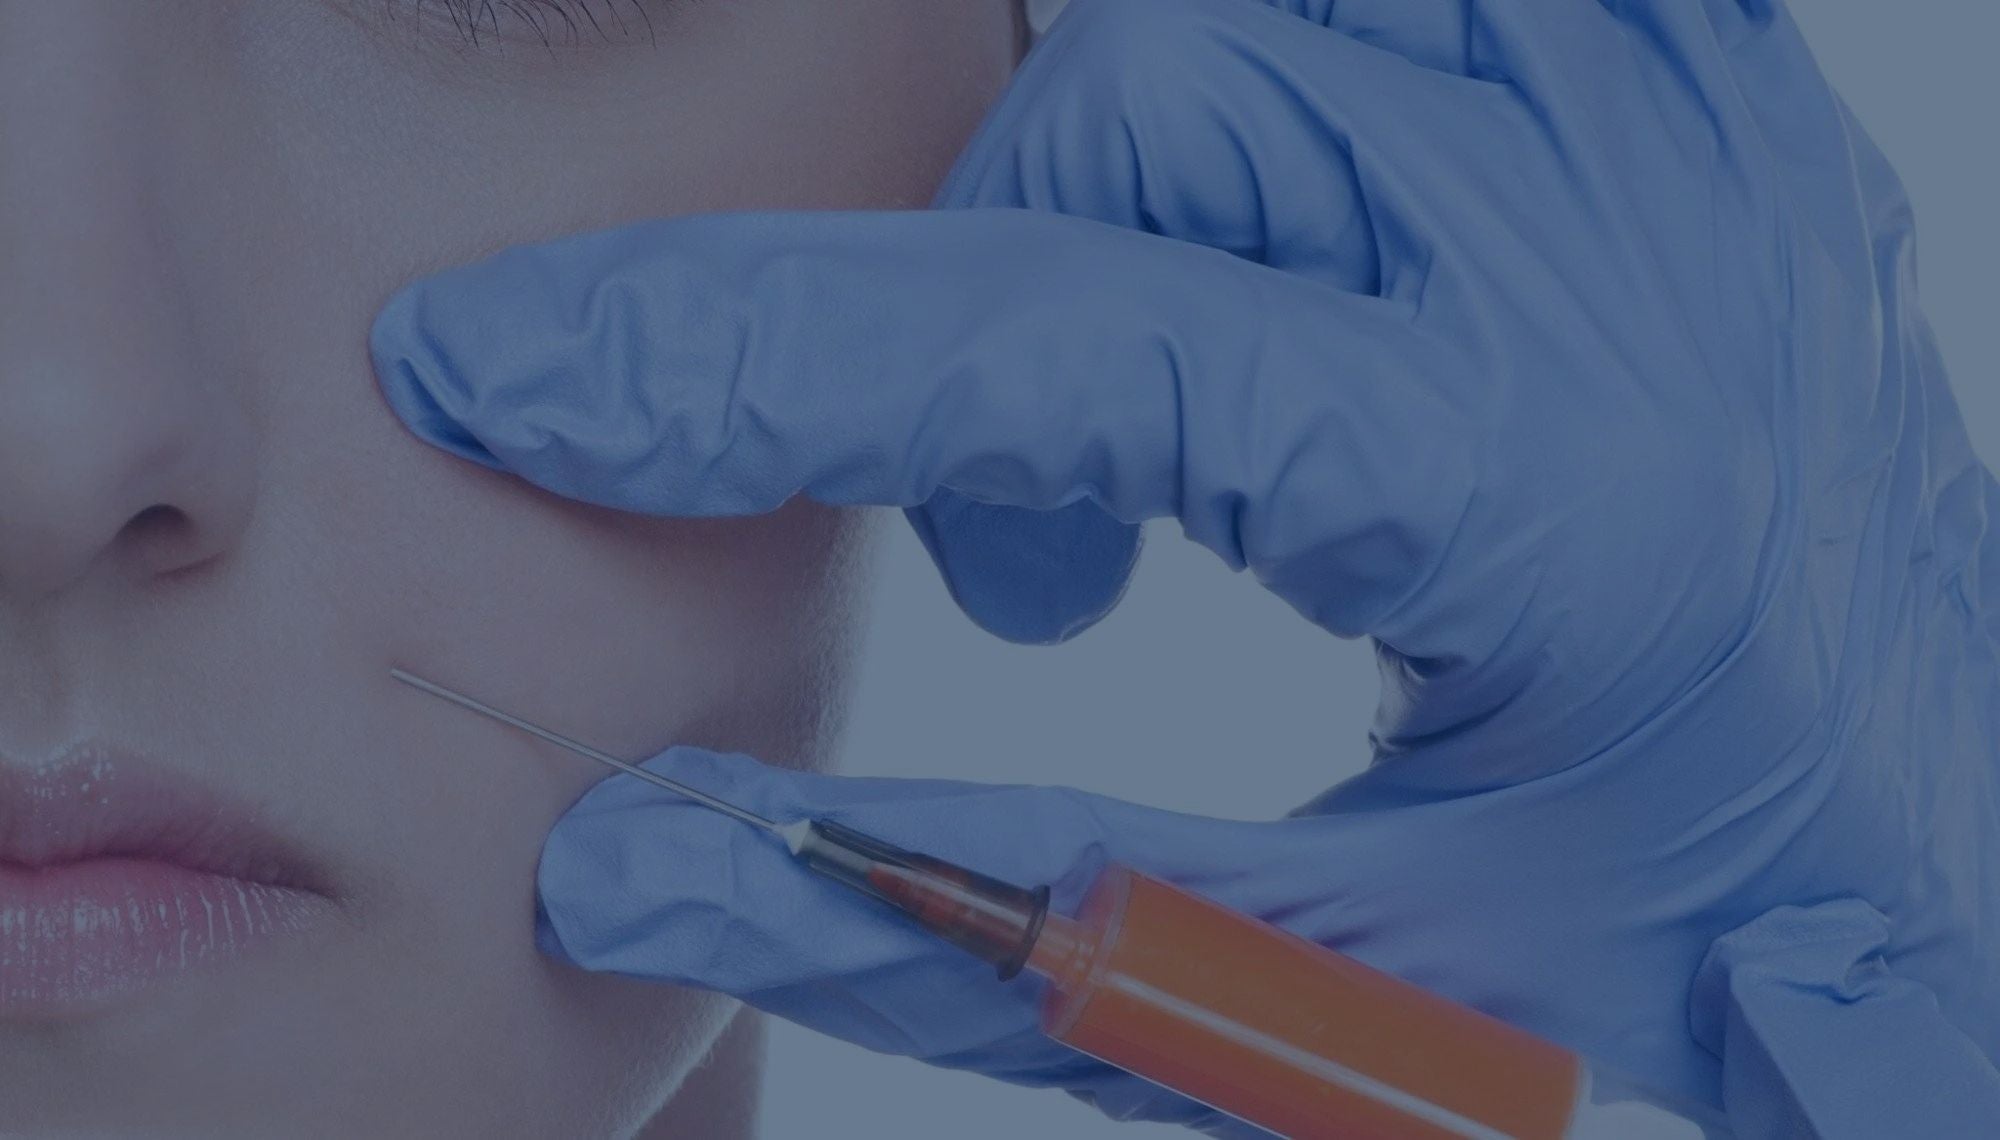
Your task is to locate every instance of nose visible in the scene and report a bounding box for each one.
[0,353,259,602]
[0,5,258,605]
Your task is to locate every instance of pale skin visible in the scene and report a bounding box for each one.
[0,1,1026,1135]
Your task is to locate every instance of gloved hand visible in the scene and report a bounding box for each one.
[371,0,2000,1135]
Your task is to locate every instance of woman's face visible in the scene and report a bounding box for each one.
[0,2,1022,1135]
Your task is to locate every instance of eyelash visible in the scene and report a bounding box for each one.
[394,0,661,52]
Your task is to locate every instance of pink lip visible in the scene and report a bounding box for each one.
[0,744,337,1018]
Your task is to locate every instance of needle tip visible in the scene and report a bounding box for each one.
[389,668,435,692]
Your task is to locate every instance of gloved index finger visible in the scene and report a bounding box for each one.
[372,204,1481,640]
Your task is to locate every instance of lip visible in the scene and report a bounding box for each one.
[0,744,337,1019]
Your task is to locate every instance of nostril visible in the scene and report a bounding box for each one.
[123,504,187,541]
[119,505,204,576]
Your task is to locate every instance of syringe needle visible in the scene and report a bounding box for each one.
[388,668,788,837]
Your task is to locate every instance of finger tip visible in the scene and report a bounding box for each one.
[368,287,510,473]
[366,281,433,393]
[908,495,1144,645]
[533,896,581,965]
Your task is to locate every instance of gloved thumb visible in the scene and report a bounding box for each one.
[533,746,1294,1134]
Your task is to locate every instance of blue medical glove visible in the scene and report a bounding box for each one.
[372,0,2000,1135]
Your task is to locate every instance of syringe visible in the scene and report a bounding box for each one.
[391,669,1729,1140]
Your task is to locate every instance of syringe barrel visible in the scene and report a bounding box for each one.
[1032,865,1718,1140]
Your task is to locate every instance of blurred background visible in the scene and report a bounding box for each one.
[761,3,2000,1136]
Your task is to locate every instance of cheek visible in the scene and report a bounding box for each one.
[257,382,871,816]
[290,428,866,763]
[217,390,868,1131]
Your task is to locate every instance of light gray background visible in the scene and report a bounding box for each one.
[760,3,2000,1136]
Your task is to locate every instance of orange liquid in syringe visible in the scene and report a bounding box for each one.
[1027,865,1583,1139]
